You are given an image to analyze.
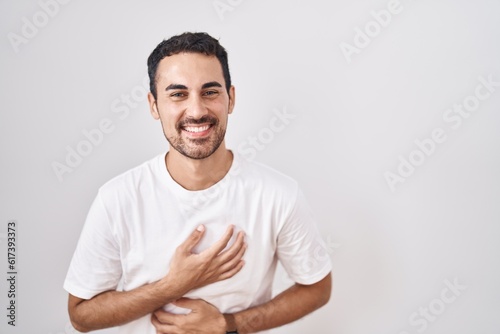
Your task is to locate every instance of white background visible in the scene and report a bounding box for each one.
[1,0,499,333]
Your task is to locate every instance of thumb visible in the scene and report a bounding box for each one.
[181,225,205,253]
[172,297,199,309]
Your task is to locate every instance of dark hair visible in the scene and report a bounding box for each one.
[147,32,231,99]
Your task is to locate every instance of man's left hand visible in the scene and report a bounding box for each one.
[151,298,226,334]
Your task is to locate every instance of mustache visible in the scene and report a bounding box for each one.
[177,115,218,129]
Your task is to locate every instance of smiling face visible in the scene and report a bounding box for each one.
[148,52,235,160]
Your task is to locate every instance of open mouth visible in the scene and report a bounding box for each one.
[183,124,212,133]
[178,115,217,138]
[180,123,214,138]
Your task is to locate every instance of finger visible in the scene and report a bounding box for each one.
[217,231,245,263]
[204,224,234,257]
[153,309,181,325]
[180,225,205,253]
[217,259,245,281]
[152,313,178,334]
[172,297,199,309]
[217,242,246,274]
[151,312,169,332]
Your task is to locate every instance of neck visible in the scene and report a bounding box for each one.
[165,143,233,191]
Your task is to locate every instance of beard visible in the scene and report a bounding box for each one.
[163,114,227,160]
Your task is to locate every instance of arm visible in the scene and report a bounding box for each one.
[68,279,179,333]
[68,225,246,333]
[151,272,332,334]
[232,272,332,333]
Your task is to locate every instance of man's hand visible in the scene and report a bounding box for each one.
[151,273,332,334]
[161,224,246,297]
[68,224,245,332]
[151,298,226,334]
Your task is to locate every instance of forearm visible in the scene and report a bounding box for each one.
[69,225,246,332]
[232,273,332,334]
[69,276,184,332]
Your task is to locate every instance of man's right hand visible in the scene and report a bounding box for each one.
[68,224,245,332]
[162,224,246,297]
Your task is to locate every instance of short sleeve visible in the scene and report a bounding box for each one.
[64,193,122,299]
[276,187,332,285]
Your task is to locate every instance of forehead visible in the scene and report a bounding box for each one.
[156,52,224,87]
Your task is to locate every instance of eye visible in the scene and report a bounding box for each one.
[203,90,219,97]
[170,92,187,99]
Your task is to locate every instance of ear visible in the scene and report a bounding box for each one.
[228,85,236,115]
[148,92,160,120]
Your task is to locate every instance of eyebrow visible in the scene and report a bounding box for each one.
[201,81,223,89]
[165,84,188,91]
[164,81,223,91]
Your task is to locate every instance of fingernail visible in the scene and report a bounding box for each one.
[197,225,205,232]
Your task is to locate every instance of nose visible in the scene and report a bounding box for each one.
[185,94,208,120]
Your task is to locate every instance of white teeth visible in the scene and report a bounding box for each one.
[184,125,210,133]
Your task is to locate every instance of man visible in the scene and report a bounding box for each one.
[64,32,332,334]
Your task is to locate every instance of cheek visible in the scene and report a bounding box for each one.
[158,104,184,124]
[210,99,230,116]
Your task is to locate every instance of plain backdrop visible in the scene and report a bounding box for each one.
[1,0,499,333]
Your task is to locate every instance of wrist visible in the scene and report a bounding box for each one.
[223,313,238,333]
[156,274,185,301]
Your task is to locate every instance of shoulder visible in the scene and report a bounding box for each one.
[97,154,162,201]
[233,152,299,199]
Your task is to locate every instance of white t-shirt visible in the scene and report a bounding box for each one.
[64,151,332,334]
